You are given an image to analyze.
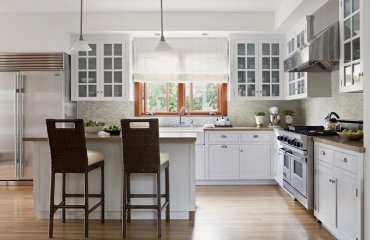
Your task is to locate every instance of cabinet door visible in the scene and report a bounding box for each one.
[259,41,282,99]
[101,42,125,100]
[209,144,239,180]
[340,0,363,92]
[275,147,284,186]
[314,163,336,229]
[336,169,359,240]
[235,41,258,98]
[239,143,271,179]
[76,43,99,99]
[195,145,206,180]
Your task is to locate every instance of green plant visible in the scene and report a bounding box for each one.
[255,112,266,117]
[283,110,295,116]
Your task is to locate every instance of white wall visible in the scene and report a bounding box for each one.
[0,11,275,52]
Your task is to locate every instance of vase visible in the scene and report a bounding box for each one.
[285,115,294,125]
[255,116,265,128]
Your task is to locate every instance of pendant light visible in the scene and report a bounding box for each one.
[71,0,91,52]
[154,0,172,51]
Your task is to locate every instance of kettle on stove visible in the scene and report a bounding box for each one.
[324,112,341,131]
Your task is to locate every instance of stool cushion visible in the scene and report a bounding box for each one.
[160,151,169,165]
[87,150,104,165]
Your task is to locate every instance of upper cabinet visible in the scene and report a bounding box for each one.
[71,35,130,101]
[230,35,284,100]
[339,0,363,92]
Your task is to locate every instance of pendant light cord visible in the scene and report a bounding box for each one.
[160,0,165,41]
[79,0,84,40]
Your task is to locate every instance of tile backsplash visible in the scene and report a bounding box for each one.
[77,70,363,127]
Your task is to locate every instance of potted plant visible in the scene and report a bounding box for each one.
[255,112,266,128]
[283,110,295,125]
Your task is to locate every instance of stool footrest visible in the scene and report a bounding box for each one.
[65,193,103,198]
[129,193,168,198]
[128,205,158,209]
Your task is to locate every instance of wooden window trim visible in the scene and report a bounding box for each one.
[135,82,227,116]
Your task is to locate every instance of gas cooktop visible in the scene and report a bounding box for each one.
[284,126,338,136]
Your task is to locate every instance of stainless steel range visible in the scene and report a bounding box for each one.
[276,126,337,210]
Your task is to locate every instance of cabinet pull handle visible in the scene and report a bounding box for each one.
[332,179,336,183]
[224,145,228,149]
[359,72,364,77]
[253,135,258,138]
[343,158,348,163]
[221,135,227,138]
[240,149,243,152]
[329,179,332,183]
[321,151,326,156]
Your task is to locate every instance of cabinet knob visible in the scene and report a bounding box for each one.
[359,72,364,77]
[321,151,326,156]
[253,135,258,138]
[221,135,227,138]
[343,158,348,163]
[240,149,243,152]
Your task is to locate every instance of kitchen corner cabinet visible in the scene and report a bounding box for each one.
[339,0,364,93]
[231,40,283,100]
[71,37,129,101]
[314,142,363,240]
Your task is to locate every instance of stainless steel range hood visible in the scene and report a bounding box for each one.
[284,0,339,72]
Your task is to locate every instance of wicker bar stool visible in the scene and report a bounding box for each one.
[120,118,170,238]
[46,119,105,238]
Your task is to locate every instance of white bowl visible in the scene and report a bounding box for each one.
[84,126,104,133]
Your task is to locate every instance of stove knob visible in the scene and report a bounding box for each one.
[283,136,288,142]
[291,139,296,146]
[288,139,292,144]
[277,136,282,141]
[296,142,302,148]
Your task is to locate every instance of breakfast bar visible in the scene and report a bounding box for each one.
[23,132,197,220]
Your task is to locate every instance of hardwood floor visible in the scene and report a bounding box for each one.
[0,185,334,239]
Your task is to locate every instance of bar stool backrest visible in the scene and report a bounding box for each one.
[46,119,88,173]
[121,118,160,173]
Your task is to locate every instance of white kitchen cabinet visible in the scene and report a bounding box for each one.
[314,142,363,240]
[339,0,364,92]
[273,130,284,186]
[195,145,206,180]
[240,143,271,179]
[208,144,240,180]
[72,35,129,101]
[230,37,284,100]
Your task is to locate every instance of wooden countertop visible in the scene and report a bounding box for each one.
[204,127,273,131]
[313,136,365,153]
[23,132,197,143]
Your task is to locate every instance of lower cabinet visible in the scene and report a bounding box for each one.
[209,144,240,179]
[240,143,271,179]
[314,142,363,240]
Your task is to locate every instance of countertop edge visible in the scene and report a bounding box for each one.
[203,127,274,131]
[313,136,365,153]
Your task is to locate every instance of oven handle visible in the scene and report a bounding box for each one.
[285,151,307,163]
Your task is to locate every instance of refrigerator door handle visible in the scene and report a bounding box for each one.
[19,74,25,178]
[15,73,20,178]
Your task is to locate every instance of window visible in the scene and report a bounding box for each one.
[133,38,228,116]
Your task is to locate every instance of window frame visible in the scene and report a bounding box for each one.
[135,82,228,116]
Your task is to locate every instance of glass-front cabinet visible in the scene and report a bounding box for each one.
[72,36,129,101]
[339,0,363,92]
[233,40,283,100]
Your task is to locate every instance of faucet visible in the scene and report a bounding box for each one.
[178,106,191,127]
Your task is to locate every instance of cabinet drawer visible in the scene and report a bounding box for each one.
[335,151,358,174]
[240,132,271,142]
[207,132,239,144]
[314,144,334,165]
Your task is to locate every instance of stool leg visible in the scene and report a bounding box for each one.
[84,172,89,238]
[127,173,131,222]
[165,166,170,222]
[122,172,127,238]
[157,172,162,238]
[48,172,55,238]
[62,173,66,223]
[101,164,105,222]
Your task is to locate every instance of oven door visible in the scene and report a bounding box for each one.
[288,152,307,198]
[281,148,291,185]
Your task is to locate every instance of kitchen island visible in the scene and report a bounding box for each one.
[23,132,197,220]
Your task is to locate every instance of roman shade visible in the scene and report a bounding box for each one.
[133,38,229,83]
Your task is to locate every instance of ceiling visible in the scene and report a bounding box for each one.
[0,0,284,13]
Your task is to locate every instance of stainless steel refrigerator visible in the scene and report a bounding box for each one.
[0,53,76,181]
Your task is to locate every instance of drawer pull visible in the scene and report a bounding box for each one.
[221,135,227,139]
[240,149,243,152]
[321,151,326,156]
[343,158,348,163]
[253,135,258,138]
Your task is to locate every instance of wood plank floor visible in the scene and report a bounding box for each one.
[0,185,334,239]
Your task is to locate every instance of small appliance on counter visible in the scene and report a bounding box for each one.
[323,112,341,131]
[268,106,281,128]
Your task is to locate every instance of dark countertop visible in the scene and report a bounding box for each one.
[313,136,365,153]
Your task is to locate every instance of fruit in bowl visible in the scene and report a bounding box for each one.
[103,124,121,135]
[338,129,363,140]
